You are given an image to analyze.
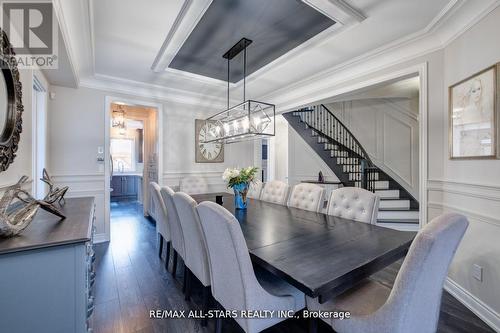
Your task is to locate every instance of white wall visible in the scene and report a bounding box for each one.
[270,6,500,330]
[47,85,254,241]
[325,98,420,198]
[287,126,340,186]
[429,6,500,329]
[0,69,48,195]
[272,115,289,182]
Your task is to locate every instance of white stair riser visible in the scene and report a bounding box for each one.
[375,190,400,199]
[378,210,419,220]
[374,181,389,189]
[379,199,410,209]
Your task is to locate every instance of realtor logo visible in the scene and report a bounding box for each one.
[1,1,58,68]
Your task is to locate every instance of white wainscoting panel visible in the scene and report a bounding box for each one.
[52,174,107,242]
[427,179,500,332]
[326,99,419,198]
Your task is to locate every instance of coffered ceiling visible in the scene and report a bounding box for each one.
[45,0,500,108]
[169,0,335,82]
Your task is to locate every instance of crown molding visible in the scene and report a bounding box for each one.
[80,74,228,108]
[260,0,466,104]
[73,0,500,114]
[52,0,80,88]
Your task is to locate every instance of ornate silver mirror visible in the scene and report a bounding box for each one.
[0,28,23,171]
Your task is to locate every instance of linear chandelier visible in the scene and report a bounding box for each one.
[201,38,275,144]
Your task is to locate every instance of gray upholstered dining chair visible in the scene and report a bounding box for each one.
[327,187,380,224]
[306,213,469,333]
[160,186,186,284]
[172,192,211,326]
[180,176,209,194]
[196,201,305,333]
[247,179,263,199]
[260,180,289,205]
[287,183,325,212]
[150,182,171,269]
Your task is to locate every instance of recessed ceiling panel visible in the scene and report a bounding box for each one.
[169,0,335,82]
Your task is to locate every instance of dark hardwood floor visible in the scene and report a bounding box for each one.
[91,200,495,333]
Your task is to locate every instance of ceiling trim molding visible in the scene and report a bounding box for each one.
[260,0,466,103]
[441,0,500,47]
[301,0,366,24]
[80,74,227,108]
[164,66,232,87]
[86,0,96,75]
[73,0,500,114]
[151,0,213,73]
[52,0,80,87]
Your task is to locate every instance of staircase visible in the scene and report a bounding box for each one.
[283,104,419,229]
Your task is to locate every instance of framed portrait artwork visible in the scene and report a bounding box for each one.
[449,64,499,159]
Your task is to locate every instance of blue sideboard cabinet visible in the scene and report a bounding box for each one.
[0,197,96,333]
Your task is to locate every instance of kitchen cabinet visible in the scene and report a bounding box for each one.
[111,175,140,200]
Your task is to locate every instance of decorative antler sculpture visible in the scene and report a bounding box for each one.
[41,168,68,206]
[0,170,67,238]
[0,176,39,237]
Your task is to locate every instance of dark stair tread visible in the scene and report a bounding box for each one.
[377,218,419,224]
[378,207,419,211]
[379,197,408,201]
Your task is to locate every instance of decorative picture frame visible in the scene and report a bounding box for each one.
[195,119,224,163]
[449,63,499,159]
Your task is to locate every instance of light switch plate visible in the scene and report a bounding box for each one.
[472,264,483,282]
[97,146,104,154]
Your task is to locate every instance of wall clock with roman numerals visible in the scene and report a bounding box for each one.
[195,119,224,163]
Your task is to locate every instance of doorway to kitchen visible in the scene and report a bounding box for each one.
[104,97,163,242]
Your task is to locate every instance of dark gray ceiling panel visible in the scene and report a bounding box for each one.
[169,0,335,82]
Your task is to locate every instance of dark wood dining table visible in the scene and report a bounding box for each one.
[191,192,416,304]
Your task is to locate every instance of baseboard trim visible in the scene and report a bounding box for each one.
[444,277,500,332]
[93,233,109,244]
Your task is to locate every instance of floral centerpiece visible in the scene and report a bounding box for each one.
[222,166,258,209]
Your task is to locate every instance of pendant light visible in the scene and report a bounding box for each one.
[201,38,275,144]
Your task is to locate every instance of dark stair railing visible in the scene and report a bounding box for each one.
[291,104,378,192]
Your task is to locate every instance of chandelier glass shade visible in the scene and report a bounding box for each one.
[203,100,275,143]
[112,106,126,130]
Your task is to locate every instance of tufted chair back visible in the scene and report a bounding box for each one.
[150,182,170,241]
[180,176,209,194]
[247,179,263,199]
[287,183,325,212]
[260,180,289,205]
[327,187,380,224]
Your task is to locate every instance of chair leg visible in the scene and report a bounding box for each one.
[215,316,222,333]
[201,285,210,327]
[185,268,192,301]
[164,241,171,271]
[182,265,187,294]
[172,250,178,278]
[158,234,163,258]
[309,318,318,333]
